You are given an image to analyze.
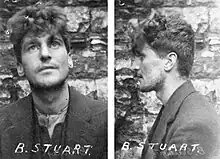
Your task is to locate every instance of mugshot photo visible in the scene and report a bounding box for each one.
[0,0,107,158]
[115,0,220,159]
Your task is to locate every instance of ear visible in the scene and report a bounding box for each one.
[164,52,178,72]
[68,53,73,69]
[17,62,25,77]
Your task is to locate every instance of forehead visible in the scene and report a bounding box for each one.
[22,31,63,44]
[132,33,146,53]
[133,34,155,54]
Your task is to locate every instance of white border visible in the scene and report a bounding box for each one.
[108,0,115,158]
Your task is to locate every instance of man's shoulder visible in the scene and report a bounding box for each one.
[0,96,31,133]
[0,95,30,118]
[175,90,220,133]
[167,92,220,157]
[0,97,28,115]
[68,87,107,134]
[69,86,107,116]
[180,91,218,119]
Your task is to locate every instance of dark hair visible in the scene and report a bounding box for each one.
[7,3,70,62]
[132,12,195,78]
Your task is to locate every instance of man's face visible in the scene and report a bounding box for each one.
[19,32,69,89]
[134,44,165,92]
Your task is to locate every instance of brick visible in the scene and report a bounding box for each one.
[193,0,214,3]
[0,89,11,99]
[209,8,220,33]
[67,79,96,96]
[115,59,132,70]
[81,49,97,57]
[183,7,208,32]
[192,79,220,114]
[96,78,107,100]
[192,56,220,79]
[69,49,107,79]
[160,7,209,32]
[162,0,188,6]
[0,42,13,50]
[16,80,31,98]
[159,7,183,18]
[212,0,220,7]
[0,67,13,79]
[91,7,107,32]
[199,48,215,58]
[207,33,220,53]
[64,7,90,32]
[140,91,162,115]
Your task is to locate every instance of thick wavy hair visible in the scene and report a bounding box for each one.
[7,3,70,62]
[132,11,195,78]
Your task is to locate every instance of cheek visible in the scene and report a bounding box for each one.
[140,61,152,74]
[57,56,69,70]
[21,58,36,72]
[141,60,161,75]
[55,49,68,64]
[61,56,68,66]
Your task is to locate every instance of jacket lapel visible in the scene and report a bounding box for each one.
[1,94,34,159]
[150,81,196,144]
[65,87,96,149]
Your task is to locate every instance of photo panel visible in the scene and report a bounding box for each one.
[115,0,220,159]
[0,0,107,158]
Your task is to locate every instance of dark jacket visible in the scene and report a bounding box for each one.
[141,81,220,159]
[0,87,107,159]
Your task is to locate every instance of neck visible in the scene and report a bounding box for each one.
[156,76,187,105]
[32,82,69,115]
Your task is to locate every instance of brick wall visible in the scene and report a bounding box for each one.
[115,0,220,158]
[0,0,108,107]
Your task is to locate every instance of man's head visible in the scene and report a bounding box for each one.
[8,4,71,90]
[132,13,195,92]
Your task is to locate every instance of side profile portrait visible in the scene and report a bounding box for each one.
[132,12,220,159]
[0,3,107,159]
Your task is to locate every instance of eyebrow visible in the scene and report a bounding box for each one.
[132,45,144,57]
[22,38,39,51]
[49,34,64,43]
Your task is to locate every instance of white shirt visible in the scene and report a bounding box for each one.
[35,105,68,138]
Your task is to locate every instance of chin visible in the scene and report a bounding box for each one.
[140,84,156,92]
[140,85,155,93]
[29,77,67,90]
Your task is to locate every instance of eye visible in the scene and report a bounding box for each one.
[135,52,145,61]
[27,45,39,52]
[50,41,60,49]
[132,49,145,60]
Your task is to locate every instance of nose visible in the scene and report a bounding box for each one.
[136,69,142,78]
[132,57,142,78]
[40,43,51,62]
[132,57,140,70]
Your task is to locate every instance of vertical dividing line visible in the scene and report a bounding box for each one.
[108,0,115,158]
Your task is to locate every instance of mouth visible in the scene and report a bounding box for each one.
[38,65,58,72]
[135,70,143,78]
[136,79,141,86]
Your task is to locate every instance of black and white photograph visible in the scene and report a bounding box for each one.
[2,0,220,159]
[115,0,220,159]
[0,0,107,158]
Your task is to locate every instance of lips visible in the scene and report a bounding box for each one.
[135,70,143,78]
[38,65,58,72]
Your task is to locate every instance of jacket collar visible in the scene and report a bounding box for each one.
[9,86,92,129]
[149,80,196,143]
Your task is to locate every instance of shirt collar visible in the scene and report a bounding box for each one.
[35,105,68,128]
